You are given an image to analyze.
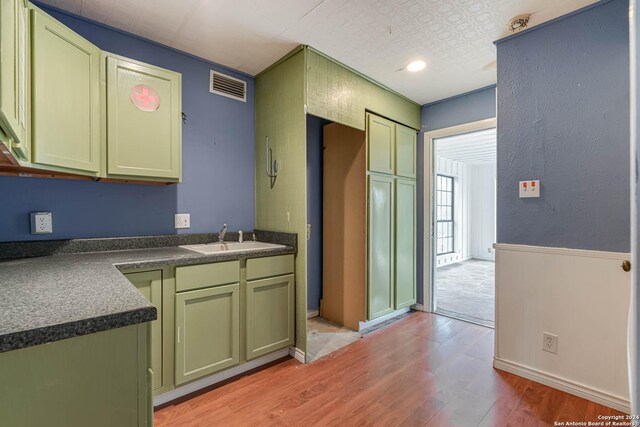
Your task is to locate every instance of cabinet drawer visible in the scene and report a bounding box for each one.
[246,255,294,281]
[175,261,240,292]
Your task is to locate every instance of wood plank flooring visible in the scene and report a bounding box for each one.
[155,312,624,426]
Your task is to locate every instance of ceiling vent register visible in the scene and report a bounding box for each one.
[210,70,246,102]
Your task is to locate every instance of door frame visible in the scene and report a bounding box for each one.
[422,118,497,313]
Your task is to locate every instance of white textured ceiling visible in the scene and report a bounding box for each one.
[40,0,597,104]
[436,128,496,165]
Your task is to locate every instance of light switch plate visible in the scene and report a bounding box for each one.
[519,180,540,198]
[30,212,52,234]
[175,213,190,229]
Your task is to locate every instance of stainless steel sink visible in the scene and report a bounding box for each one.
[180,241,286,255]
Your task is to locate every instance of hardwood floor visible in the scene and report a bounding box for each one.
[155,312,624,426]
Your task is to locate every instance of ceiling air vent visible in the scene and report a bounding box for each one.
[210,70,246,102]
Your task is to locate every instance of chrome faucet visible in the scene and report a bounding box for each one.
[219,224,228,242]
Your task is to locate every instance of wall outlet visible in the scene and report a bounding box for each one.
[30,212,53,234]
[543,332,558,354]
[519,180,540,198]
[174,213,190,229]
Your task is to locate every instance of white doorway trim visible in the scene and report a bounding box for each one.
[422,117,497,313]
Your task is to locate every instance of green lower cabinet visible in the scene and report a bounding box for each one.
[125,270,163,392]
[245,274,295,360]
[395,178,417,308]
[368,174,395,320]
[175,283,240,385]
[0,324,150,427]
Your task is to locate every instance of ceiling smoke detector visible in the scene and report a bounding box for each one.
[508,14,531,33]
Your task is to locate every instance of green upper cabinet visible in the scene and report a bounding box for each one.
[395,123,416,178]
[395,178,417,309]
[368,174,395,320]
[0,0,29,161]
[30,6,101,175]
[106,54,181,180]
[124,270,163,392]
[245,274,295,360]
[175,283,240,385]
[367,113,394,175]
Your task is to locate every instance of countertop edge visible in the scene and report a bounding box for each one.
[0,245,296,353]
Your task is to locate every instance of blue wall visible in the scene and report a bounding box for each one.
[0,5,255,241]
[496,0,630,252]
[420,86,496,133]
[416,87,497,304]
[307,115,330,310]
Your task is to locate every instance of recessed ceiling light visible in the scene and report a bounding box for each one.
[406,60,426,72]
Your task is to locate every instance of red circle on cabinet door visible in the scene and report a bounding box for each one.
[130,84,160,112]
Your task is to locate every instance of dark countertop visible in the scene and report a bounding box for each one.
[0,242,295,353]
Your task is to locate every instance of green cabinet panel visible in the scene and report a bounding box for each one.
[245,274,295,360]
[246,254,295,281]
[0,324,150,427]
[0,0,29,160]
[31,6,101,174]
[367,113,395,175]
[175,260,240,292]
[106,54,181,180]
[125,270,163,392]
[368,174,395,319]
[395,123,416,178]
[175,283,240,385]
[395,178,417,309]
[305,48,421,131]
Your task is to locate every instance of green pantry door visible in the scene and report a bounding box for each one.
[368,173,395,319]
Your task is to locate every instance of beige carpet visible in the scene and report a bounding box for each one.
[435,259,495,327]
[306,317,362,362]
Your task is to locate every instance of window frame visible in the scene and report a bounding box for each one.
[436,174,455,256]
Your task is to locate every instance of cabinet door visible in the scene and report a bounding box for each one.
[367,113,394,175]
[31,7,101,174]
[395,178,417,309]
[0,0,29,160]
[368,174,395,319]
[106,55,181,180]
[124,270,163,392]
[245,274,295,360]
[395,123,416,178]
[175,284,239,385]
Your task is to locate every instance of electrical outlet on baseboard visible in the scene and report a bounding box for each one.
[543,332,558,354]
[175,213,190,229]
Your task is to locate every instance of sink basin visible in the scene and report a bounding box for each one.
[180,241,286,255]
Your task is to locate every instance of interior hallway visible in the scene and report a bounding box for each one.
[154,312,621,426]
[436,259,495,327]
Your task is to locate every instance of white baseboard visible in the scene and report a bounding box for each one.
[493,357,630,413]
[153,348,290,407]
[307,309,319,319]
[411,303,426,312]
[358,307,410,332]
[289,346,305,363]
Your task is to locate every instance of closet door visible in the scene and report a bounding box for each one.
[367,113,394,175]
[395,178,417,309]
[368,173,395,319]
[395,123,416,178]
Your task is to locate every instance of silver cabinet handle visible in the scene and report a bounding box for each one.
[265,136,278,178]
